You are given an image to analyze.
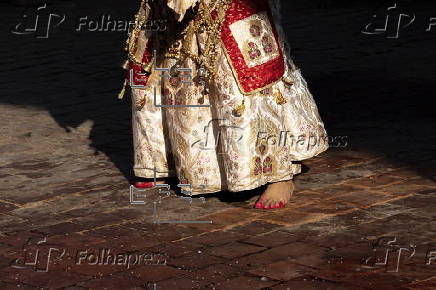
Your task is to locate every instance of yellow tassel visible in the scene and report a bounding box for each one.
[121,59,129,70]
[232,98,245,117]
[118,79,128,99]
[142,62,153,74]
[275,90,287,105]
[282,76,294,88]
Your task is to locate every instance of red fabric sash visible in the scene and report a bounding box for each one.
[216,0,285,94]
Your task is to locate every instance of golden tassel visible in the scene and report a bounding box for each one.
[275,90,287,105]
[118,79,128,100]
[282,76,294,88]
[121,59,129,70]
[232,98,245,117]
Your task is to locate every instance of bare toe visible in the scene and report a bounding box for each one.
[255,180,295,209]
[263,199,272,209]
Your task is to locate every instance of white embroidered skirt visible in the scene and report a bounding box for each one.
[130,0,328,195]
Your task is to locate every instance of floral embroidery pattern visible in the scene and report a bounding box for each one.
[252,143,275,176]
[247,42,262,60]
[249,23,262,37]
[243,19,277,63]
[263,156,273,174]
[252,156,274,176]
[231,12,280,70]
[253,157,262,176]
[225,7,285,93]
[169,76,181,87]
[260,87,272,96]
[262,35,274,54]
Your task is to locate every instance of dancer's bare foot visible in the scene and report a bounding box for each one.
[254,180,294,209]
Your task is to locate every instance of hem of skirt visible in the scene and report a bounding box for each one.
[134,168,177,178]
[291,144,329,162]
[190,164,302,195]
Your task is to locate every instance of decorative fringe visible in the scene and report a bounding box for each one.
[275,90,287,105]
[281,76,294,87]
[232,98,245,117]
[118,79,128,100]
[121,59,129,70]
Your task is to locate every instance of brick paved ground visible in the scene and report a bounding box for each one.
[1,0,436,289]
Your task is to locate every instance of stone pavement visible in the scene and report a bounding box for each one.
[1,0,436,289]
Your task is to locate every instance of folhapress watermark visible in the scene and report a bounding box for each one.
[10,237,65,272]
[362,3,436,38]
[11,3,166,39]
[361,236,436,272]
[10,3,65,39]
[11,237,168,272]
[76,249,167,269]
[129,167,213,225]
[190,118,244,156]
[256,131,348,150]
[76,15,166,33]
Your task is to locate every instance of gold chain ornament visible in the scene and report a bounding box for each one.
[120,0,287,116]
[119,0,231,99]
[165,0,233,82]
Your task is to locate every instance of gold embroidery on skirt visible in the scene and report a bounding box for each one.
[232,98,245,117]
[274,88,287,105]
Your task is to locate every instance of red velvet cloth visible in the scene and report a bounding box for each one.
[215,0,285,94]
[126,35,154,87]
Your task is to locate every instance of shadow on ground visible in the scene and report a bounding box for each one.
[0,0,435,193]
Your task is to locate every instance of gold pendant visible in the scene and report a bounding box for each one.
[275,90,287,105]
[282,76,294,89]
[232,99,245,117]
[275,94,287,105]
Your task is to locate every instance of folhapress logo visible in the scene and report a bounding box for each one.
[362,3,415,38]
[362,3,436,38]
[11,3,66,39]
[10,3,167,39]
[11,237,66,272]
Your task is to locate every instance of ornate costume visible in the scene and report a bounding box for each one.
[120,0,328,194]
